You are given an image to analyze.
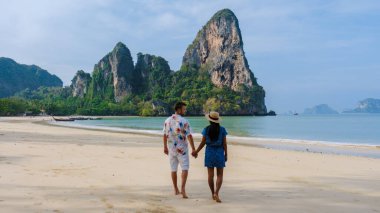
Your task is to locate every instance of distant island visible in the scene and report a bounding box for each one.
[0,9,274,117]
[303,104,339,115]
[344,98,380,113]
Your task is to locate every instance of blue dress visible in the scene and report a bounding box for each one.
[202,126,228,168]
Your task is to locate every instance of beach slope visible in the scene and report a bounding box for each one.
[0,117,379,212]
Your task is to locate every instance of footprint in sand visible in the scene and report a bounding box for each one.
[101,197,114,209]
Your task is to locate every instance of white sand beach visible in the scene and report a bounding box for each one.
[0,117,380,213]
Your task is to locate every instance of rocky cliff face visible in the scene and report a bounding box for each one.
[70,70,91,98]
[88,42,135,102]
[134,53,173,95]
[63,9,269,116]
[182,9,256,91]
[182,9,267,115]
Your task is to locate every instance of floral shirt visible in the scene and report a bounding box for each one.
[163,114,193,155]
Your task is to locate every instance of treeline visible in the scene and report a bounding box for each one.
[0,64,267,116]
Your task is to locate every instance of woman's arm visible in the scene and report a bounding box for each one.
[195,136,206,154]
[223,136,228,162]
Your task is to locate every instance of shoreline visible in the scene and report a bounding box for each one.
[1,116,380,212]
[44,118,380,159]
[48,115,380,147]
[2,115,380,158]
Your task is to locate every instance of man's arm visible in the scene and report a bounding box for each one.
[163,134,168,155]
[185,120,195,152]
[187,134,196,152]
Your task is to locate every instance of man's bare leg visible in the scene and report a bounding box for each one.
[181,170,189,198]
[171,171,180,195]
[207,167,215,200]
[215,168,224,203]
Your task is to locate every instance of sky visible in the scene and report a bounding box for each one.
[0,0,379,113]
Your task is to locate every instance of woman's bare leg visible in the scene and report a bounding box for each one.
[215,168,224,203]
[207,167,215,199]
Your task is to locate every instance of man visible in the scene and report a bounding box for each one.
[163,101,196,199]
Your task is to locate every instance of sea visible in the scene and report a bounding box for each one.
[67,113,380,146]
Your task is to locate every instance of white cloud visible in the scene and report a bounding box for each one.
[0,0,379,111]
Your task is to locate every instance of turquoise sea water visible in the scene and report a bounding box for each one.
[73,114,380,146]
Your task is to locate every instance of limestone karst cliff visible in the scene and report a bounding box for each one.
[183,9,256,91]
[182,9,267,114]
[87,42,135,102]
[70,70,91,98]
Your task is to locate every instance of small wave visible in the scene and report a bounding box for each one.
[48,120,378,148]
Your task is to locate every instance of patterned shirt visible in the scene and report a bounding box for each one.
[163,114,193,155]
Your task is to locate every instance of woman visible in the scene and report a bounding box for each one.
[193,111,228,203]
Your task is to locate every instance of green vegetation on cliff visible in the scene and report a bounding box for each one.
[5,60,266,117]
[0,57,63,98]
[0,9,270,117]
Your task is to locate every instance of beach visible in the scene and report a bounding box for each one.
[0,117,379,212]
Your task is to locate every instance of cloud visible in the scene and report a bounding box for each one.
[0,0,379,112]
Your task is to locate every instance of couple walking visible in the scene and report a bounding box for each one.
[163,101,228,203]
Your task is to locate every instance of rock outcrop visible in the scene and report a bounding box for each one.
[182,9,256,91]
[133,53,173,95]
[63,9,269,116]
[88,42,135,102]
[182,9,267,115]
[344,98,380,113]
[0,8,273,116]
[303,104,339,114]
[70,70,91,98]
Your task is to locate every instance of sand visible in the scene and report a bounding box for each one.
[0,116,379,213]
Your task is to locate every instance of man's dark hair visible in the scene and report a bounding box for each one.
[174,101,187,111]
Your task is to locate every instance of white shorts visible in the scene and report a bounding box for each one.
[169,151,189,172]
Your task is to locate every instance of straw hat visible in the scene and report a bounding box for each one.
[205,111,221,123]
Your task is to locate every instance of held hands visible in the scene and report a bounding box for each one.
[165,147,198,158]
[164,146,168,155]
[191,150,198,158]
